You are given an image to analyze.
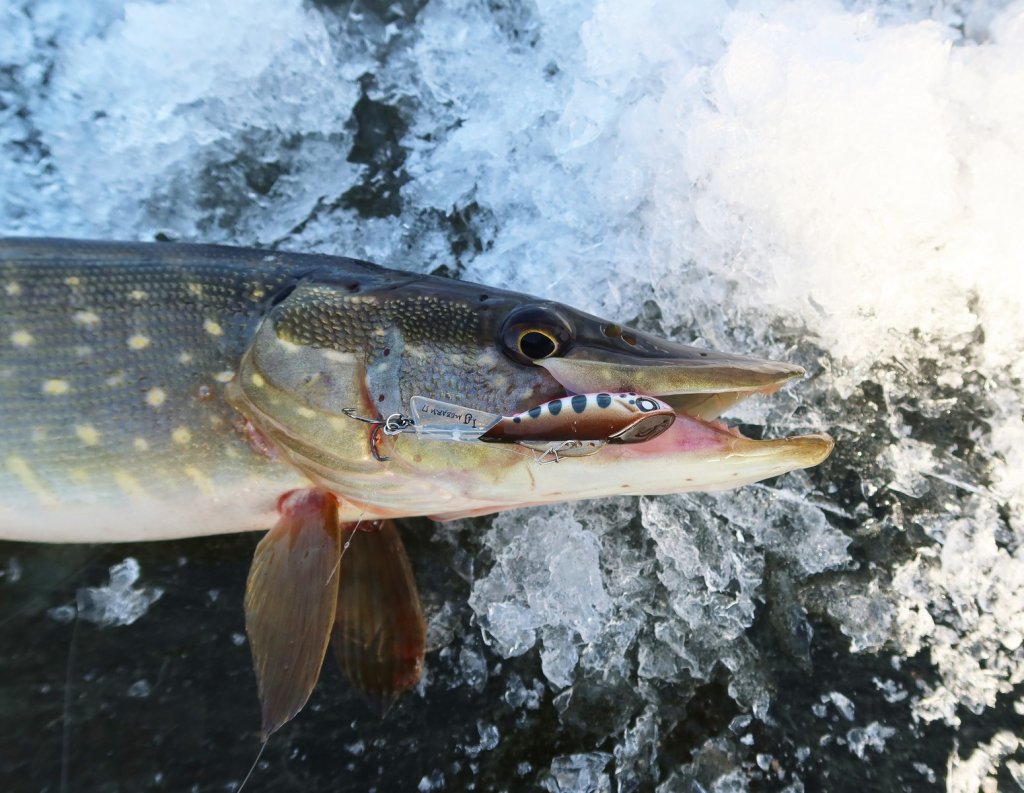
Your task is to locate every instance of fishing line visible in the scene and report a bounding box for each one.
[233,738,267,793]
[327,512,363,586]
[59,590,82,793]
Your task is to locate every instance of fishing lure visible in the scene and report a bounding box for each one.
[346,392,676,462]
[479,392,676,445]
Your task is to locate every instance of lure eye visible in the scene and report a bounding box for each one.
[500,305,574,364]
[635,396,661,413]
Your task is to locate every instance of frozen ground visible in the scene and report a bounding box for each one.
[2,0,1024,790]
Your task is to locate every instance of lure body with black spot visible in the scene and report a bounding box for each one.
[479,393,676,444]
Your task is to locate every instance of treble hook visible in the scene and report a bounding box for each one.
[342,409,413,462]
[369,424,389,462]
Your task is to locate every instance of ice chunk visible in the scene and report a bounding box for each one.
[947,731,1020,793]
[127,679,152,698]
[642,495,763,643]
[845,722,896,759]
[504,674,543,711]
[540,625,580,690]
[417,770,446,792]
[461,721,500,758]
[1,557,22,584]
[660,737,748,793]
[47,605,76,625]
[459,639,489,691]
[891,499,1024,724]
[872,677,908,704]
[469,505,612,686]
[544,753,613,793]
[77,558,163,627]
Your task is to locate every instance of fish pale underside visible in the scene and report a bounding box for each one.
[0,238,833,737]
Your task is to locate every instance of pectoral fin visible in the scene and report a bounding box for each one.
[331,520,426,705]
[244,488,341,740]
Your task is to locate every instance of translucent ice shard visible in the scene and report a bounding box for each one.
[77,558,163,627]
[544,752,613,793]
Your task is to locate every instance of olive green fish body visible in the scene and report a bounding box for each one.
[0,238,834,543]
[0,240,343,540]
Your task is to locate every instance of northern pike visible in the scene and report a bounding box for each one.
[0,237,833,736]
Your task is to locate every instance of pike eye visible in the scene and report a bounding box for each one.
[500,305,574,364]
[518,330,557,359]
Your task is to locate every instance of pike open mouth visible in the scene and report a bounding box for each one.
[602,383,834,464]
[537,354,834,473]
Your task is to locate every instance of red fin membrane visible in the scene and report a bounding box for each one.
[244,488,341,740]
[331,520,426,706]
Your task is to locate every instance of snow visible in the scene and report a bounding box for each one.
[4,0,1024,788]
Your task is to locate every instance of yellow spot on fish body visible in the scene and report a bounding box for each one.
[128,334,151,350]
[76,425,100,446]
[214,370,234,383]
[146,387,167,407]
[133,437,150,452]
[327,416,351,433]
[5,456,58,507]
[203,319,223,336]
[184,465,215,494]
[172,427,192,445]
[188,283,204,297]
[64,276,80,286]
[73,310,100,327]
[11,330,33,347]
[6,282,22,296]
[42,379,70,395]
[129,289,147,301]
[178,351,193,365]
[297,406,317,419]
[250,372,265,388]
[114,470,147,498]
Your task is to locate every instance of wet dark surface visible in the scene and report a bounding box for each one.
[2,517,1022,793]
[0,527,563,793]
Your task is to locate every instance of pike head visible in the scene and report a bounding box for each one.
[227,262,833,520]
